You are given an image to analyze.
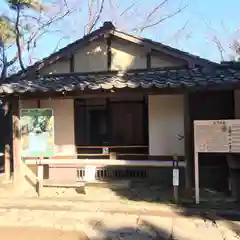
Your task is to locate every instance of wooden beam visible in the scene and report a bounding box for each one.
[145,45,151,69]
[70,54,75,72]
[37,100,41,108]
[184,91,193,189]
[13,87,183,100]
[36,164,44,197]
[106,97,112,144]
[25,159,186,167]
[146,52,151,69]
[4,144,11,181]
[143,96,149,148]
[2,101,11,181]
[106,35,112,70]
[11,98,21,184]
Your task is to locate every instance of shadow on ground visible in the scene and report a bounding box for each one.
[104,180,240,238]
[87,219,189,240]
[0,221,191,240]
[108,180,237,207]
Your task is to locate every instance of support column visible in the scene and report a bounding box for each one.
[184,92,193,189]
[2,101,12,181]
[4,144,11,181]
[11,98,22,185]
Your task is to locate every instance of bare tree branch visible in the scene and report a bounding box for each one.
[88,0,105,34]
[52,35,70,53]
[204,19,229,61]
[138,4,187,34]
[15,3,25,71]
[145,0,169,22]
[120,1,137,17]
[165,20,190,44]
[212,35,225,61]
[26,8,71,49]
[87,0,95,33]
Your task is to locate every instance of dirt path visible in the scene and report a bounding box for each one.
[0,227,89,240]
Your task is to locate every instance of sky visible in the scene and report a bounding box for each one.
[0,0,240,65]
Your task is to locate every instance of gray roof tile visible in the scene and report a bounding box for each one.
[0,67,240,95]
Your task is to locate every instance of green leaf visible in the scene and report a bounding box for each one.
[6,0,44,11]
[0,16,16,45]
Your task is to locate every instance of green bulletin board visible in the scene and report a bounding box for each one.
[21,108,54,157]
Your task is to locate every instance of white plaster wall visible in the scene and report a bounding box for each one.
[40,99,76,155]
[21,99,76,155]
[148,94,184,156]
[41,60,70,74]
[74,40,107,72]
[151,52,186,68]
[111,40,146,71]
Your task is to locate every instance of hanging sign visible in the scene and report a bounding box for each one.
[172,168,179,186]
[102,147,109,154]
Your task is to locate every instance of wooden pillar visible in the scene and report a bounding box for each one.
[11,98,22,184]
[4,144,11,181]
[1,101,12,181]
[146,52,151,69]
[36,164,44,197]
[143,96,149,150]
[69,54,75,72]
[106,98,112,144]
[105,34,112,71]
[145,45,151,69]
[184,92,193,189]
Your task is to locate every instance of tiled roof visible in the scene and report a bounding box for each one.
[0,67,240,95]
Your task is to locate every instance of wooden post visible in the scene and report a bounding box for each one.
[4,144,11,181]
[110,152,117,160]
[194,151,200,204]
[173,154,179,204]
[11,98,22,184]
[36,156,44,197]
[105,34,112,70]
[184,92,193,189]
[1,101,12,181]
[36,164,44,197]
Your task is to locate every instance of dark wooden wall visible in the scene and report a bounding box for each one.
[189,90,235,191]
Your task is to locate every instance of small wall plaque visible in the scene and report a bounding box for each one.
[102,147,109,154]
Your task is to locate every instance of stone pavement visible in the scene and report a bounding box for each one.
[0,198,239,239]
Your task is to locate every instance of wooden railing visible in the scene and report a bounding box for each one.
[76,145,149,155]
[76,145,148,149]
[25,158,186,167]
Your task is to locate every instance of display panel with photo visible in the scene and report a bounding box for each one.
[21,109,54,157]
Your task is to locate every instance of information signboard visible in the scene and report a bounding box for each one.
[194,120,240,153]
[194,119,240,204]
[21,108,54,157]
